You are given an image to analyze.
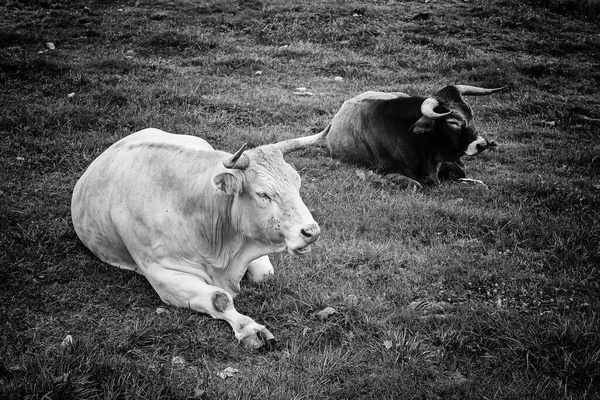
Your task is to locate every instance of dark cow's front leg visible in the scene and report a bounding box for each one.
[438,161,467,181]
[142,265,275,349]
[384,173,423,190]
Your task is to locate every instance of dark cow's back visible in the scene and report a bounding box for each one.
[326,92,409,170]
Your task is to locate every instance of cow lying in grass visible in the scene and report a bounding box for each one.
[284,84,506,188]
[72,128,320,349]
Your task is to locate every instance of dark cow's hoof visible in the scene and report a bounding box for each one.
[458,178,489,190]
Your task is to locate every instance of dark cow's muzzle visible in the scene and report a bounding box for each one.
[466,136,498,156]
[477,139,497,153]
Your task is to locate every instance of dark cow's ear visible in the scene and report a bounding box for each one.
[411,116,435,134]
[212,171,243,195]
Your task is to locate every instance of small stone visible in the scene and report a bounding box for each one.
[171,356,186,366]
[347,294,359,306]
[61,335,73,347]
[315,306,336,320]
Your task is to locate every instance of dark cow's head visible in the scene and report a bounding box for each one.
[411,85,505,161]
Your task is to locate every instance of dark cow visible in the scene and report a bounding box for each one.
[280,85,505,188]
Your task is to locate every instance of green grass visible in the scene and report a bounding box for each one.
[1,0,599,398]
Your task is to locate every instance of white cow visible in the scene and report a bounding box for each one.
[71,128,321,348]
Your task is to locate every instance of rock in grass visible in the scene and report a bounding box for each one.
[60,335,73,347]
[171,356,186,367]
[315,306,336,321]
[407,299,453,315]
[217,366,239,380]
[293,87,315,96]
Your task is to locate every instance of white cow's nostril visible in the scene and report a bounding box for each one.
[301,224,321,240]
[301,228,313,238]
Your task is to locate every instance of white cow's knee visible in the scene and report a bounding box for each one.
[247,256,274,282]
[211,291,233,313]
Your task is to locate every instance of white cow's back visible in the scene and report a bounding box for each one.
[123,128,215,151]
[71,128,220,273]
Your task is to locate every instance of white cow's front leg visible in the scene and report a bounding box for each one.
[246,255,274,282]
[144,267,275,349]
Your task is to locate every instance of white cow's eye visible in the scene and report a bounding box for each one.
[257,192,272,201]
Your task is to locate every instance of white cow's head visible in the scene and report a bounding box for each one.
[212,143,320,255]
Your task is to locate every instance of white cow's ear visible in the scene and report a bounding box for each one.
[212,171,242,195]
[411,116,435,134]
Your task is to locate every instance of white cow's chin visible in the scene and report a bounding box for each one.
[288,245,312,256]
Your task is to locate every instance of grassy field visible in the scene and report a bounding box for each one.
[1,0,599,398]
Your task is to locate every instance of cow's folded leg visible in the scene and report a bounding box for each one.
[384,173,423,190]
[144,267,274,349]
[438,161,466,181]
[246,255,274,282]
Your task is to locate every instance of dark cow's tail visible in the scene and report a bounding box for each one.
[273,124,331,154]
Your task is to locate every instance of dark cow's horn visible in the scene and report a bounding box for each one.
[223,143,250,169]
[421,97,451,119]
[453,85,507,96]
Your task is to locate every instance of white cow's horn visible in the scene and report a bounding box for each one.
[421,98,451,119]
[272,125,330,154]
[453,85,507,96]
[223,143,250,169]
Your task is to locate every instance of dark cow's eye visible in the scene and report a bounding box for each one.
[447,119,462,128]
[257,192,272,201]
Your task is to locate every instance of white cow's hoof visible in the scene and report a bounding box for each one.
[240,329,275,349]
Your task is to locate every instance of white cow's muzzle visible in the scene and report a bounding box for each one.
[286,222,321,256]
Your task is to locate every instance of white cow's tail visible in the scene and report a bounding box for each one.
[273,125,331,155]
